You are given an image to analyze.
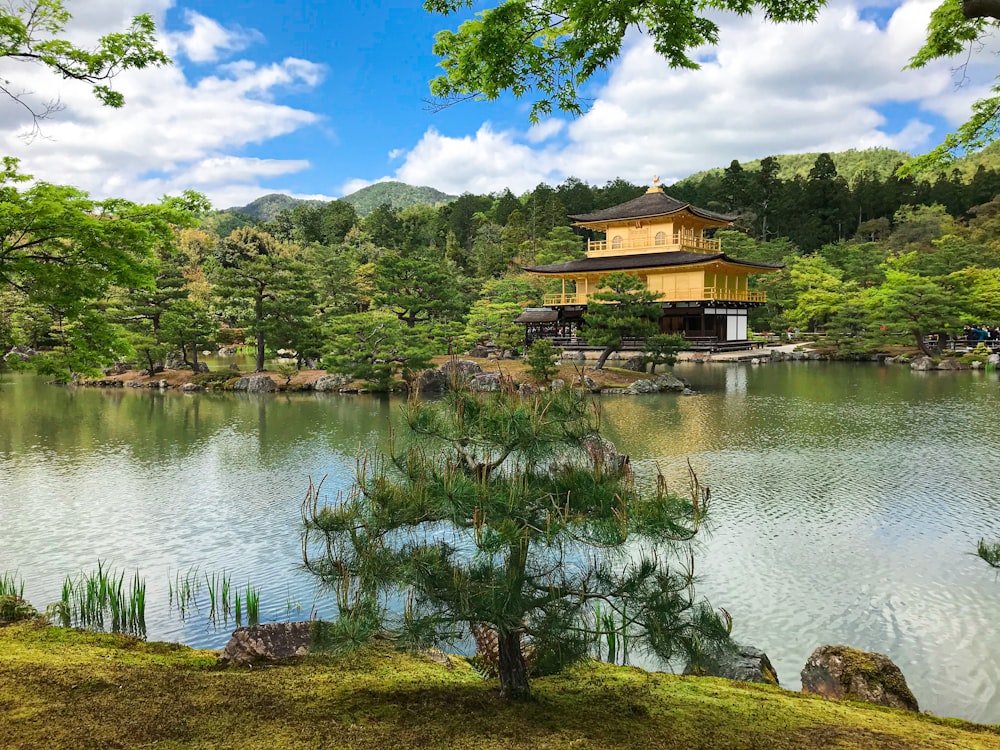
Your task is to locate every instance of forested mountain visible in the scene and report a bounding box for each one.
[223,182,454,221]
[674,148,912,188]
[224,193,325,221]
[341,181,455,215]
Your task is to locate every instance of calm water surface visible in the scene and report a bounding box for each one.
[1,363,999,722]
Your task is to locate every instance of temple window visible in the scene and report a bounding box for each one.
[611,235,623,249]
[654,231,666,246]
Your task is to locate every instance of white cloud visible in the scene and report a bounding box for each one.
[0,4,327,207]
[166,10,262,63]
[393,125,559,195]
[525,119,566,144]
[6,0,997,206]
[369,0,994,194]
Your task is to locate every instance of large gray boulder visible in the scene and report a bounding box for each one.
[165,351,186,370]
[232,375,276,393]
[4,345,37,363]
[311,373,351,392]
[936,358,969,371]
[219,622,312,666]
[440,358,483,384]
[620,356,647,372]
[470,372,501,392]
[517,382,539,397]
[624,378,659,395]
[801,645,919,712]
[653,373,686,392]
[413,368,448,394]
[685,644,779,686]
[580,434,629,475]
[910,356,935,371]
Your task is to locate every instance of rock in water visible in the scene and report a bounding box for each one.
[220,622,313,666]
[232,375,276,393]
[801,645,919,711]
[311,373,351,392]
[910,356,935,371]
[653,373,685,392]
[623,378,658,395]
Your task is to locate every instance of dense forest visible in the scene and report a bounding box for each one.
[3,147,1000,384]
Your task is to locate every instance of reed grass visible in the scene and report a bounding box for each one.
[169,565,201,619]
[167,566,262,629]
[0,571,24,599]
[245,582,260,627]
[60,561,146,636]
[592,601,629,665]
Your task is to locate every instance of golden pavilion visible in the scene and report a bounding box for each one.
[518,181,783,350]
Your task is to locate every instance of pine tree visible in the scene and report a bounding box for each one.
[302,385,731,701]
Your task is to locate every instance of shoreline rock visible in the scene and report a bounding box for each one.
[801,645,919,712]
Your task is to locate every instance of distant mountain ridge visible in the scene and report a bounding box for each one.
[224,146,999,222]
[222,194,325,222]
[224,181,456,220]
[343,181,455,215]
[672,148,914,188]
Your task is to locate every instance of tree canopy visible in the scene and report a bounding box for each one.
[0,0,170,133]
[903,0,1000,172]
[426,0,824,121]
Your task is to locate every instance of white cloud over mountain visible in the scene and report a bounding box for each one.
[1,0,996,206]
[383,0,996,194]
[0,2,327,208]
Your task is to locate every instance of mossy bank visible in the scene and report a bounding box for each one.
[2,622,999,750]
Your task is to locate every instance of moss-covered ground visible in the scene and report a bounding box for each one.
[2,622,999,750]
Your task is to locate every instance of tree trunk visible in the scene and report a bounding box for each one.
[256,332,266,373]
[592,345,616,370]
[255,289,266,372]
[497,630,530,701]
[914,328,936,357]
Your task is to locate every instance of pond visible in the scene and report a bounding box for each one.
[1,363,998,722]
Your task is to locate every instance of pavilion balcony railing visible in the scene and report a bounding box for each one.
[542,287,766,306]
[586,234,721,256]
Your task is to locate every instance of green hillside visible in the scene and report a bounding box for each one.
[342,180,455,215]
[224,193,325,222]
[673,147,913,188]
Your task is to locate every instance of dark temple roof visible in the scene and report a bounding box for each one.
[524,252,784,275]
[568,189,734,224]
[513,309,559,324]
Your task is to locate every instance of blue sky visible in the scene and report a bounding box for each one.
[0,0,994,207]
